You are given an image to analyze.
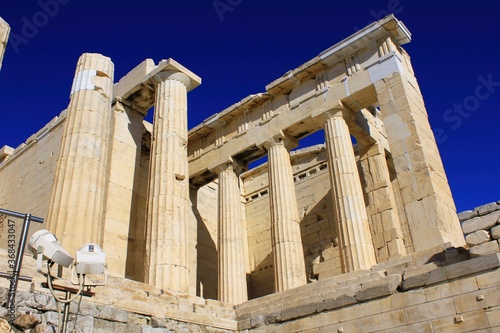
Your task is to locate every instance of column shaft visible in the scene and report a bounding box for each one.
[146,74,190,293]
[46,53,114,253]
[323,111,377,272]
[267,137,307,292]
[217,162,248,304]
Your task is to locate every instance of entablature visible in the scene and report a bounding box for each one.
[187,15,409,187]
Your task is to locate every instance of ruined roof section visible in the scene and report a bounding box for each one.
[188,14,410,138]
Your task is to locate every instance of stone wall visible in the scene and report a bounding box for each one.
[2,203,500,332]
[0,252,237,332]
[0,288,233,333]
[0,112,65,243]
[237,248,500,332]
[459,201,500,258]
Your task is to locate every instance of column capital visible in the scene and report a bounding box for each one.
[212,158,244,176]
[262,131,298,151]
[153,70,192,89]
[310,100,353,125]
[112,97,125,112]
[318,108,354,125]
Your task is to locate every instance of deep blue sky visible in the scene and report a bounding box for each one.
[1,0,499,212]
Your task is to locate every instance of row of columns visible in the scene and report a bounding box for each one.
[260,109,378,292]
[213,108,381,302]
[47,53,383,303]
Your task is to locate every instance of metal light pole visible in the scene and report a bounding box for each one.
[0,208,43,320]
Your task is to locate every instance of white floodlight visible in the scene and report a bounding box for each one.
[28,229,74,274]
[75,243,106,274]
[71,243,108,286]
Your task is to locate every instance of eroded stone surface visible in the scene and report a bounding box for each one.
[475,202,499,216]
[469,241,499,258]
[458,210,477,222]
[13,314,39,330]
[465,230,491,246]
[491,225,500,239]
[462,211,500,235]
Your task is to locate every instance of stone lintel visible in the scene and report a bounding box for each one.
[189,93,270,140]
[113,58,201,115]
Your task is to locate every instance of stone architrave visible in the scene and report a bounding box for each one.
[320,109,377,272]
[0,17,9,70]
[265,133,307,292]
[215,160,248,304]
[145,71,193,293]
[46,53,114,253]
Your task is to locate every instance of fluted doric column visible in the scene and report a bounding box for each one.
[46,53,114,253]
[265,133,307,292]
[146,71,192,293]
[0,18,10,70]
[321,109,377,272]
[215,160,248,304]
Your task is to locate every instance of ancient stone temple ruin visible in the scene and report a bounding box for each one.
[1,15,500,332]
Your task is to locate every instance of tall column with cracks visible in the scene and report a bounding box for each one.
[265,133,307,292]
[215,160,248,304]
[146,71,192,293]
[47,53,114,254]
[321,109,377,272]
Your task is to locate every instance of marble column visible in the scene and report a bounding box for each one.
[321,109,377,272]
[145,71,191,293]
[215,161,248,304]
[265,134,307,292]
[46,53,114,253]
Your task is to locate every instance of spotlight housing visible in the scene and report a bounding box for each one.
[28,229,73,269]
